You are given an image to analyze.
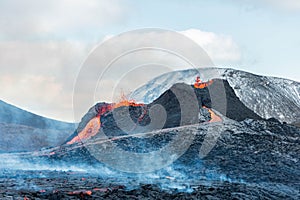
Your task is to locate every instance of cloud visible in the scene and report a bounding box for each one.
[0,29,241,122]
[72,29,241,121]
[0,0,128,121]
[0,40,89,121]
[264,0,300,11]
[0,74,72,120]
[232,0,300,11]
[1,74,62,104]
[180,29,241,64]
[0,0,126,40]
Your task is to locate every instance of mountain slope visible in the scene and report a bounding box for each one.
[0,123,73,152]
[0,100,74,130]
[224,69,300,123]
[131,68,300,124]
[0,100,75,152]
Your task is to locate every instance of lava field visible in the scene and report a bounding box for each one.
[0,79,299,199]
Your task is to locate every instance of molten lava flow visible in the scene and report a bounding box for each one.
[112,93,144,109]
[67,94,145,145]
[203,106,222,123]
[67,116,101,144]
[193,76,221,122]
[68,190,92,196]
[208,109,222,122]
[194,76,214,89]
[67,84,222,145]
[96,103,114,116]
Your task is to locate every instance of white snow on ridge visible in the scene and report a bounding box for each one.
[130,68,225,104]
[224,69,300,123]
[131,68,300,124]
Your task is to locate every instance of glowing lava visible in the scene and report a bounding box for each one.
[204,106,222,123]
[67,116,101,144]
[67,95,144,145]
[194,76,214,89]
[113,94,144,108]
[68,190,92,196]
[68,78,221,145]
[193,76,222,123]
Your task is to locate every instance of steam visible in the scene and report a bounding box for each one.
[0,152,245,193]
[0,154,87,172]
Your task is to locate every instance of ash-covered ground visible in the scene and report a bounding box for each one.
[1,170,295,200]
[1,119,299,199]
[0,79,299,199]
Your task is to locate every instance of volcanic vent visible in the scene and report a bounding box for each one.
[65,78,261,145]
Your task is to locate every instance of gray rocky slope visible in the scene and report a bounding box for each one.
[131,68,300,124]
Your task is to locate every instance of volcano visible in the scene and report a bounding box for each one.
[0,69,299,199]
[66,79,261,146]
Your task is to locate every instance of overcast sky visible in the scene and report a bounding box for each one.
[0,0,299,122]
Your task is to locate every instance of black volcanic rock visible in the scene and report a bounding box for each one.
[149,82,200,128]
[1,178,294,200]
[1,70,299,199]
[3,77,298,198]
[100,80,261,139]
[66,79,262,152]
[101,82,201,135]
[3,118,299,199]
[206,79,262,121]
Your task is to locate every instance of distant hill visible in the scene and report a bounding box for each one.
[0,100,74,130]
[0,100,75,152]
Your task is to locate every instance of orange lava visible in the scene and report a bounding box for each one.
[67,116,101,144]
[194,76,214,89]
[96,104,114,116]
[68,190,92,196]
[67,94,144,145]
[203,106,222,122]
[68,79,220,145]
[193,76,221,122]
[112,93,144,109]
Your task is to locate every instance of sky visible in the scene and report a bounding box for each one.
[0,0,299,122]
